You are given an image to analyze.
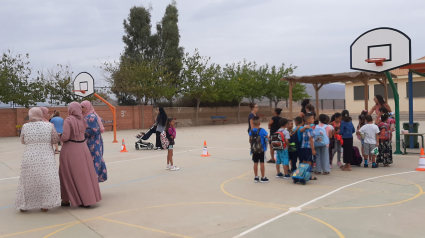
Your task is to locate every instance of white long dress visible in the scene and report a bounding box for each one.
[15,121,61,210]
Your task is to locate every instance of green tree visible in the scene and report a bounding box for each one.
[181,49,220,125]
[0,51,45,108]
[264,64,308,108]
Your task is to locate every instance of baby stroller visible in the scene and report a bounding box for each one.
[135,125,156,150]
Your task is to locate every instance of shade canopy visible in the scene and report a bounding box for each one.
[282,71,397,119]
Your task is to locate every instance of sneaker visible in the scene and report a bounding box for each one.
[276,172,284,178]
[155,147,160,150]
[260,177,269,183]
[170,166,179,171]
[254,176,260,183]
[337,161,342,167]
[330,164,333,169]
[284,174,291,179]
[372,163,378,168]
[364,164,369,168]
[166,164,171,170]
[267,160,275,164]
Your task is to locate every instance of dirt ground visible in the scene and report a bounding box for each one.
[0,122,424,238]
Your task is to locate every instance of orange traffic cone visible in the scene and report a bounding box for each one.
[201,141,210,157]
[415,148,425,171]
[120,139,128,153]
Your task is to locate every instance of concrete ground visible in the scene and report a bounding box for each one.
[0,122,424,238]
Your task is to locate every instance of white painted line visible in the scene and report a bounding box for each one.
[0,149,201,181]
[0,176,19,181]
[233,170,417,238]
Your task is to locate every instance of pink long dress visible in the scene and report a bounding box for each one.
[59,118,101,206]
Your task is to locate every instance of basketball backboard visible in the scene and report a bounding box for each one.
[73,72,94,97]
[350,27,411,73]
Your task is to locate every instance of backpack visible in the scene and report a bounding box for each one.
[292,163,311,185]
[313,125,329,147]
[250,128,264,154]
[271,131,286,150]
[289,128,300,152]
[160,131,169,149]
[351,146,363,166]
[378,123,391,140]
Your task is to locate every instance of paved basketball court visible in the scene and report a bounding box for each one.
[0,123,424,238]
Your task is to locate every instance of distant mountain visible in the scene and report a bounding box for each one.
[305,83,345,99]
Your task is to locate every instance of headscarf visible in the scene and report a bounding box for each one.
[66,102,87,136]
[81,101,105,133]
[39,107,49,122]
[156,108,168,127]
[28,108,44,122]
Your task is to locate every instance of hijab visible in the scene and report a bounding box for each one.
[66,102,87,136]
[81,101,105,133]
[39,107,49,122]
[28,108,44,122]
[156,108,168,127]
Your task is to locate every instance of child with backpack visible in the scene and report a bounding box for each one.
[356,110,368,165]
[377,113,393,167]
[272,118,291,178]
[339,110,355,171]
[299,113,317,181]
[164,118,178,171]
[315,114,332,175]
[359,115,380,168]
[288,118,302,172]
[330,113,343,167]
[249,116,270,183]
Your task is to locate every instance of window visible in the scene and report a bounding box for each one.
[374,83,397,99]
[354,85,369,100]
[406,81,425,98]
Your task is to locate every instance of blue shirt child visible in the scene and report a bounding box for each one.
[249,128,269,153]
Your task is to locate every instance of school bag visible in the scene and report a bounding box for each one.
[351,146,363,166]
[292,163,311,185]
[160,131,169,149]
[271,131,286,150]
[313,125,329,147]
[289,128,300,153]
[250,128,264,154]
[378,123,391,140]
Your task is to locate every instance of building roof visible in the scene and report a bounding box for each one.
[283,71,395,84]
[390,56,425,76]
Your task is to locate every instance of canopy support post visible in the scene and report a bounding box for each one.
[313,83,324,115]
[363,79,369,110]
[408,71,414,149]
[289,81,295,119]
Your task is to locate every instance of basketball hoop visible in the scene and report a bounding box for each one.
[365,58,386,66]
[72,90,86,94]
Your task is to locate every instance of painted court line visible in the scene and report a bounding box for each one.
[0,149,201,181]
[233,170,417,238]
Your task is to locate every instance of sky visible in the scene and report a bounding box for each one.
[1,0,424,89]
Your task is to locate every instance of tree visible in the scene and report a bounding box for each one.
[0,51,45,108]
[264,64,308,108]
[181,49,220,125]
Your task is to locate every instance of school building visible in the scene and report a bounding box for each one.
[345,56,425,113]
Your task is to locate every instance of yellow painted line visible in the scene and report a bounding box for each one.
[0,221,77,237]
[99,217,193,238]
[43,222,81,238]
[297,213,345,238]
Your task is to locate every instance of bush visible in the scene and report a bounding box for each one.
[157,97,248,108]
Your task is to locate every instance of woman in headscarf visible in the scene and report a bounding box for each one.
[59,102,101,208]
[39,107,50,122]
[81,100,107,182]
[15,108,61,212]
[154,107,168,150]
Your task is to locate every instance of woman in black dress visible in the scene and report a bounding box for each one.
[154,108,168,150]
[299,99,310,118]
[267,108,282,163]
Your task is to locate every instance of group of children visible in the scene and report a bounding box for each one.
[249,105,394,183]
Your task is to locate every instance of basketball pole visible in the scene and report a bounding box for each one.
[93,93,118,143]
[384,71,402,154]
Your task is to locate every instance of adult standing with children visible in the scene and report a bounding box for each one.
[50,111,64,154]
[59,102,101,207]
[267,108,282,163]
[247,103,258,134]
[15,108,61,212]
[154,107,168,150]
[368,95,392,123]
[299,99,310,118]
[81,101,107,182]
